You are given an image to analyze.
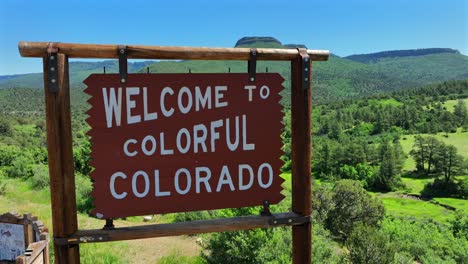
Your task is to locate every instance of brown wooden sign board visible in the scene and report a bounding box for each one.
[84,73,285,218]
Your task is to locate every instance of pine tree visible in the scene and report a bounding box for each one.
[454,99,467,127]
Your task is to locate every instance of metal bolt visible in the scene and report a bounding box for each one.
[288,219,292,223]
[252,51,256,55]
[305,67,308,72]
[121,78,126,83]
[250,77,255,81]
[50,67,55,71]
[120,49,125,54]
[51,79,56,83]
[305,77,309,81]
[304,57,309,62]
[50,55,55,60]
[273,220,278,224]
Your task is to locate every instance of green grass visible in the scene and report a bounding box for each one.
[0,177,133,263]
[368,98,403,107]
[442,98,468,113]
[401,177,432,194]
[433,197,468,212]
[379,196,454,223]
[400,130,468,171]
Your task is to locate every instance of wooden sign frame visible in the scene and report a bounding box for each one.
[0,212,50,264]
[18,41,329,264]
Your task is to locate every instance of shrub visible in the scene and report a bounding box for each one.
[345,224,395,264]
[0,118,12,136]
[312,223,346,264]
[381,217,467,263]
[325,180,385,240]
[76,173,93,213]
[421,178,459,198]
[31,164,50,189]
[457,177,468,199]
[450,211,468,240]
[5,155,34,178]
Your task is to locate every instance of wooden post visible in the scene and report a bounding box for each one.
[291,55,312,263]
[42,53,80,263]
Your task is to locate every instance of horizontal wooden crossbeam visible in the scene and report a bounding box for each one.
[18,41,329,61]
[54,212,309,245]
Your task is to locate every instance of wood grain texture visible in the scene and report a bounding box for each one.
[290,56,312,263]
[65,212,306,243]
[42,54,79,263]
[19,41,329,61]
[17,241,48,264]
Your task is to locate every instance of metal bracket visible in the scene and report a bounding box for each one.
[260,200,272,216]
[103,218,115,230]
[268,214,310,226]
[118,45,127,84]
[297,48,310,90]
[54,234,109,246]
[46,43,59,93]
[248,48,257,82]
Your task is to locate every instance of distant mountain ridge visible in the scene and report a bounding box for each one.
[0,37,466,104]
[0,60,154,89]
[345,48,460,63]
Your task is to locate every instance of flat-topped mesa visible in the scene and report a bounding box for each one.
[235,37,283,47]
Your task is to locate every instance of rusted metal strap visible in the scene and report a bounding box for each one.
[268,214,310,226]
[118,45,127,84]
[297,48,310,90]
[248,48,257,82]
[46,42,59,93]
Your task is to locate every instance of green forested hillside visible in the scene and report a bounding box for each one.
[0,60,154,89]
[1,37,467,104]
[345,48,460,63]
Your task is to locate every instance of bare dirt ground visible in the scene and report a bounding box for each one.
[126,236,201,263]
[112,218,201,263]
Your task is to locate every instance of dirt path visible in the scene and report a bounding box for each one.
[109,219,201,263]
[126,236,201,263]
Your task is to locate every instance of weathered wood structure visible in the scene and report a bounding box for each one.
[18,41,329,264]
[0,212,49,264]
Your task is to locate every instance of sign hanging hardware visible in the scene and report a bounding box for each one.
[46,42,59,93]
[269,215,311,226]
[103,219,115,230]
[248,48,257,82]
[260,200,272,216]
[297,48,310,90]
[118,45,128,84]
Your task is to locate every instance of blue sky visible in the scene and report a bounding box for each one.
[0,0,466,75]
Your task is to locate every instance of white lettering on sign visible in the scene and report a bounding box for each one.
[84,74,284,216]
[108,163,274,199]
[102,87,122,128]
[110,172,127,199]
[126,87,141,125]
[121,115,255,157]
[102,86,230,127]
[161,87,175,117]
